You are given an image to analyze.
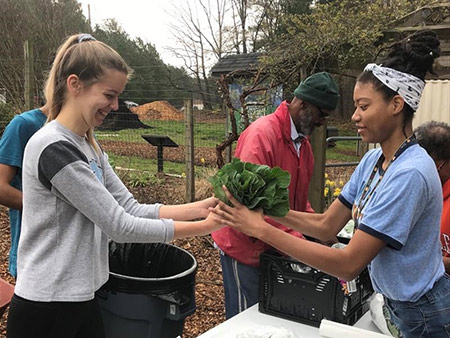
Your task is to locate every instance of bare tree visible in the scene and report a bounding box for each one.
[229,0,283,54]
[250,0,287,49]
[230,0,248,53]
[168,0,232,109]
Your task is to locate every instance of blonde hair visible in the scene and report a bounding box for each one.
[44,34,132,152]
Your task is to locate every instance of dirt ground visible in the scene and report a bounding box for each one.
[0,207,15,337]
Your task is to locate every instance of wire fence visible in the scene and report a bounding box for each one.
[96,97,226,177]
[1,107,226,184]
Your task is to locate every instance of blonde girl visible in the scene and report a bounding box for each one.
[7,33,220,338]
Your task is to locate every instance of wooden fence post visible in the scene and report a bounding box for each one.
[24,40,34,110]
[308,124,327,213]
[185,98,195,202]
[224,103,232,163]
[358,141,369,158]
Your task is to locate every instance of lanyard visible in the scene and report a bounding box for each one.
[352,135,417,227]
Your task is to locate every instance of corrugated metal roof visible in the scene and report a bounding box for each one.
[414,80,450,128]
[211,53,262,76]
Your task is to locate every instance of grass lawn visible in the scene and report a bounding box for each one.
[109,153,212,177]
[327,140,361,162]
[109,153,185,175]
[96,120,226,148]
[326,119,361,163]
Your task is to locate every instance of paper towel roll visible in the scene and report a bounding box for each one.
[319,319,390,338]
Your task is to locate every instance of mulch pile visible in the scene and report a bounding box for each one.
[0,176,225,338]
[131,101,184,121]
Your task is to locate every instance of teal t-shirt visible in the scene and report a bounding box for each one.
[0,108,46,277]
[339,145,444,302]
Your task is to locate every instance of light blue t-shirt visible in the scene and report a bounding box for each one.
[0,108,46,277]
[339,144,444,302]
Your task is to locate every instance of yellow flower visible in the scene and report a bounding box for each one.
[181,172,186,178]
[329,180,336,187]
[324,173,328,179]
[325,179,332,186]
[333,188,341,197]
[324,187,329,197]
[200,158,205,164]
[339,180,344,186]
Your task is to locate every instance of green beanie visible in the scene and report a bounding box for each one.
[293,72,340,110]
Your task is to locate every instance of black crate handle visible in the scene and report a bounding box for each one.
[263,254,326,285]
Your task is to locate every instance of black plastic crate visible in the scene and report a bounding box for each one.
[259,251,373,327]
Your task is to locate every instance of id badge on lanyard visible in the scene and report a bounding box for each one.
[352,135,417,230]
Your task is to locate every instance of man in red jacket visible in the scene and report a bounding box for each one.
[415,121,450,273]
[212,72,340,318]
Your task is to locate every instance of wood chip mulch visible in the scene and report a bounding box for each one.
[0,206,15,338]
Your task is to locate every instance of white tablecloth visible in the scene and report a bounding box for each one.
[198,303,382,338]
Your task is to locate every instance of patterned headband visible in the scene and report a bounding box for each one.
[78,33,96,43]
[364,63,425,112]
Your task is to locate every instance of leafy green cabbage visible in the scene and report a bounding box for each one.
[209,158,291,217]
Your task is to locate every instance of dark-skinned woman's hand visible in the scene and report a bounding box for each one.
[209,185,268,238]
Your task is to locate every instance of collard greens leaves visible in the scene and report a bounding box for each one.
[209,158,291,217]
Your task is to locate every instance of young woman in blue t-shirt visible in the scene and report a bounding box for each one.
[212,30,450,337]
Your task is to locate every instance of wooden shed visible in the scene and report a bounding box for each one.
[211,53,283,131]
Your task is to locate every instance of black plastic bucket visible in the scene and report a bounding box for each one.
[97,242,197,338]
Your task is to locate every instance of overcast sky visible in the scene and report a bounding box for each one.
[77,0,183,67]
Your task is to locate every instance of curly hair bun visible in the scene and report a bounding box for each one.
[381,30,441,80]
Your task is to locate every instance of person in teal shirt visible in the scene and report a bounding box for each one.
[0,106,48,277]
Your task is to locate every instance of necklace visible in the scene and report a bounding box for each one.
[352,134,417,227]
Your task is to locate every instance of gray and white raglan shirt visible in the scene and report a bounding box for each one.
[15,120,174,302]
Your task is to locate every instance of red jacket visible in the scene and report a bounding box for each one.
[441,179,450,257]
[212,101,315,266]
